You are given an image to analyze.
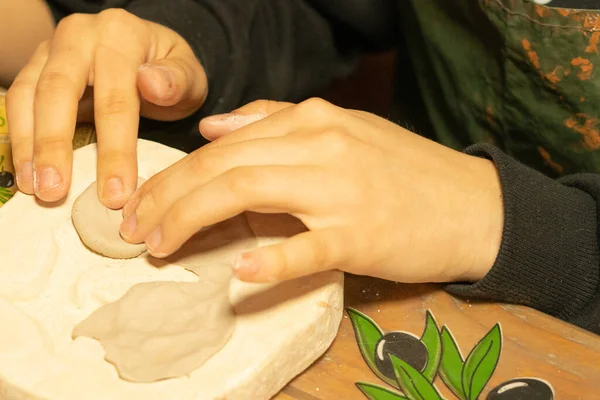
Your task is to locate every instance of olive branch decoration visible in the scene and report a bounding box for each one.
[347,308,553,400]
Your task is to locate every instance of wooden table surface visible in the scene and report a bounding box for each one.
[276,274,600,400]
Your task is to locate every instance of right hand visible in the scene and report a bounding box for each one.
[6,8,208,208]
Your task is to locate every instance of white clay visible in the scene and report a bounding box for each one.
[0,140,344,400]
[73,215,257,382]
[71,179,147,259]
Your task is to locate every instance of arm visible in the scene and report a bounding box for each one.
[447,144,600,334]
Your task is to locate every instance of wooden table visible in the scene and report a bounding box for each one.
[275,274,600,399]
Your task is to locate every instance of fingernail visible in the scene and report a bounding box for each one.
[202,113,232,122]
[120,213,138,239]
[202,113,264,129]
[35,166,62,193]
[233,252,260,276]
[16,161,33,188]
[146,227,163,253]
[139,63,174,97]
[102,177,124,202]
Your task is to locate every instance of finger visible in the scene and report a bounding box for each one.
[122,101,340,217]
[137,55,208,121]
[200,100,293,141]
[120,137,323,244]
[138,166,325,257]
[203,98,343,151]
[33,25,93,202]
[233,229,349,282]
[122,98,340,217]
[93,32,145,209]
[6,41,50,194]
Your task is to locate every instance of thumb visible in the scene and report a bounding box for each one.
[200,99,293,141]
[137,56,208,121]
[232,229,347,282]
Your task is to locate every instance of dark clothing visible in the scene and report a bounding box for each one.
[46,0,600,334]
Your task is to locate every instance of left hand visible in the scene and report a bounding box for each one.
[120,98,504,284]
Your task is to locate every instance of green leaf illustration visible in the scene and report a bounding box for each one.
[419,311,441,382]
[347,308,398,388]
[390,355,443,400]
[356,382,409,400]
[461,324,502,400]
[439,326,466,400]
[0,186,13,204]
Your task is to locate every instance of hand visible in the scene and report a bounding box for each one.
[120,98,504,284]
[6,8,208,208]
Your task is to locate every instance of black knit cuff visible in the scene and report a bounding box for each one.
[446,144,599,322]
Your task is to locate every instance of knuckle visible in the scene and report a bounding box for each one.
[98,8,135,25]
[319,128,350,155]
[226,167,259,197]
[135,188,159,216]
[36,70,75,95]
[294,97,336,121]
[98,9,142,38]
[56,13,90,32]
[95,91,132,118]
[34,136,71,155]
[190,150,223,174]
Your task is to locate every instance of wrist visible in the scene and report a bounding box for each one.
[457,156,504,282]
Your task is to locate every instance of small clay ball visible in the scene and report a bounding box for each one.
[72,179,146,259]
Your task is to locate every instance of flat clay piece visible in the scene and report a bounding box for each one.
[73,270,235,382]
[0,140,344,400]
[72,178,146,259]
[72,215,258,382]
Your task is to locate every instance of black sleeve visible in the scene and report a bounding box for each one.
[446,144,600,334]
[47,0,398,152]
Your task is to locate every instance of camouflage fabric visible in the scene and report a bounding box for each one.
[402,0,600,177]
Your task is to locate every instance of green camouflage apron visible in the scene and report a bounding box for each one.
[399,0,600,177]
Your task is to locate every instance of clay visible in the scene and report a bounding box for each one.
[71,178,146,259]
[73,215,258,382]
[73,272,236,382]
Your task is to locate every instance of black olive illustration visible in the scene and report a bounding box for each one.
[487,378,554,400]
[0,155,13,188]
[0,170,14,188]
[373,331,428,380]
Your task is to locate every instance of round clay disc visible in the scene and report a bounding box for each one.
[72,178,147,259]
